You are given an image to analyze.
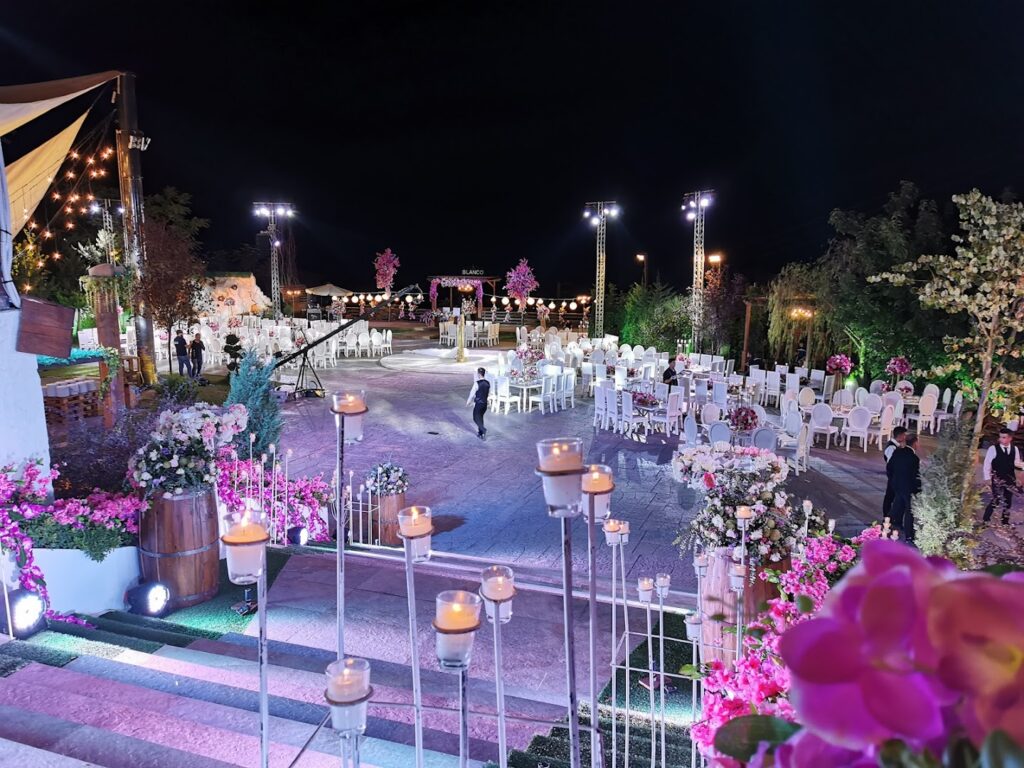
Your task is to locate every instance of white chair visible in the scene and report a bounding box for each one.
[934,389,958,432]
[809,403,839,448]
[494,376,521,414]
[681,414,698,445]
[580,362,594,396]
[752,404,768,426]
[867,405,895,449]
[775,364,789,377]
[712,380,728,407]
[923,383,940,400]
[591,349,605,366]
[854,386,868,406]
[700,402,721,425]
[869,379,886,395]
[708,421,732,446]
[785,372,799,393]
[370,330,384,356]
[529,376,558,414]
[764,372,782,408]
[798,386,816,410]
[593,381,608,427]
[357,331,371,357]
[614,366,627,390]
[863,393,883,419]
[694,378,709,404]
[603,385,619,430]
[654,382,669,401]
[841,406,872,452]
[383,329,393,355]
[618,392,646,437]
[752,427,777,450]
[831,389,854,409]
[794,366,808,380]
[782,411,803,438]
[560,372,576,410]
[650,391,683,436]
[782,389,798,415]
[895,379,914,394]
[906,393,939,434]
[809,369,825,392]
[784,425,810,475]
[817,374,835,402]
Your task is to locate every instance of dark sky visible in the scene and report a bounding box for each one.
[4,2,1024,296]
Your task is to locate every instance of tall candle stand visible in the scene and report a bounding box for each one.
[618,521,632,768]
[434,591,483,768]
[325,657,373,768]
[222,508,271,768]
[689,553,709,768]
[582,464,613,768]
[733,507,752,661]
[329,391,368,660]
[637,576,657,767]
[655,573,672,768]
[480,565,516,768]
[535,438,587,768]
[602,520,622,768]
[398,506,433,768]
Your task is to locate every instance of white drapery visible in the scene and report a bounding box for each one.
[0,70,117,308]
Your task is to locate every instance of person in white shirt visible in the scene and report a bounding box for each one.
[982,428,1023,525]
[466,367,491,440]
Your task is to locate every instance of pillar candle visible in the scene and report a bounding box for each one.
[536,438,584,512]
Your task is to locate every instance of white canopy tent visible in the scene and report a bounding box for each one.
[305,283,352,297]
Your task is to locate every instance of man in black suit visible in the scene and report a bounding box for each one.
[882,426,908,520]
[887,433,922,544]
[663,358,679,385]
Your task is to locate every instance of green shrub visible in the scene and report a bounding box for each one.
[226,351,282,456]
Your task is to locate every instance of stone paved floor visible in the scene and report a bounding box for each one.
[278,343,927,594]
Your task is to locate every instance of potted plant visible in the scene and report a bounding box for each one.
[127,402,248,609]
[364,461,409,546]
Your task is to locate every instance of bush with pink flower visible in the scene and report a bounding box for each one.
[825,353,852,376]
[373,247,400,291]
[505,258,539,304]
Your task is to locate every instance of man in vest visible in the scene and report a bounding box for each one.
[887,433,921,544]
[983,428,1023,525]
[466,367,491,440]
[882,426,908,520]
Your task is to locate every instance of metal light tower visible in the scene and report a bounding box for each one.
[583,201,620,339]
[253,203,295,320]
[682,190,713,352]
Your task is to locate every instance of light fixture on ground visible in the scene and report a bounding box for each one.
[325,657,372,767]
[0,588,45,639]
[221,508,271,768]
[682,189,715,352]
[125,581,171,617]
[582,201,620,338]
[286,525,309,546]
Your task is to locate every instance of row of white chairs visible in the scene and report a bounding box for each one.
[439,322,501,347]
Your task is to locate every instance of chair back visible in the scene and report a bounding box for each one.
[708,421,732,445]
[811,403,834,426]
[822,373,835,394]
[766,371,781,391]
[752,427,777,450]
[605,385,618,417]
[941,387,952,411]
[775,364,789,376]
[847,406,871,430]
[798,386,816,408]
[918,393,938,417]
[614,366,627,388]
[748,368,766,385]
[655,382,669,401]
[895,379,914,394]
[869,379,886,395]
[786,372,800,391]
[879,404,895,431]
[923,383,940,400]
[752,404,767,425]
[666,391,682,417]
[864,393,883,416]
[699,354,712,367]
[784,411,802,436]
[855,386,868,405]
[621,390,635,418]
[497,376,511,397]
[591,349,605,365]
[701,402,721,424]
[712,380,728,406]
[695,378,709,401]
[794,366,808,379]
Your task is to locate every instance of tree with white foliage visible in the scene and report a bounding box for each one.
[869,189,1024,497]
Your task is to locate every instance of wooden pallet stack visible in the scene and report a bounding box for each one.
[42,379,100,424]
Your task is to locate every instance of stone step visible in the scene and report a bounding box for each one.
[0,700,237,768]
[0,736,94,767]
[84,613,215,647]
[100,610,223,640]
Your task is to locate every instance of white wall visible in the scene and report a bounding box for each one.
[0,310,51,481]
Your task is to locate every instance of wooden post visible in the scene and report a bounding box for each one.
[741,300,753,372]
[85,271,125,425]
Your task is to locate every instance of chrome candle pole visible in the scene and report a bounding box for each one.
[535,438,587,768]
[222,508,271,768]
[733,506,752,661]
[618,522,632,768]
[582,465,613,768]
[638,576,656,767]
[690,552,709,768]
[480,565,515,768]
[655,574,671,768]
[603,520,622,768]
[398,506,433,768]
[434,591,483,768]
[330,391,368,661]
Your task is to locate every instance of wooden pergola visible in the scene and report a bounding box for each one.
[428,274,502,316]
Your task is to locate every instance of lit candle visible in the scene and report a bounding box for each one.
[331,391,366,442]
[637,576,654,603]
[325,657,371,731]
[581,463,613,519]
[435,590,482,668]
[603,518,622,546]
[619,520,631,544]
[735,506,753,519]
[693,553,709,577]
[481,565,515,623]
[685,613,702,641]
[222,511,269,585]
[398,506,433,562]
[655,572,671,597]
[536,438,584,513]
[729,562,746,591]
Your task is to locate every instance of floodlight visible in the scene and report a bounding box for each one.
[287,526,309,546]
[686,211,696,221]
[700,197,711,207]
[0,589,46,638]
[126,581,171,617]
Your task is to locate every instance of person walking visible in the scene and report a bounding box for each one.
[189,333,206,380]
[982,428,1023,525]
[173,329,192,378]
[466,367,491,440]
[882,426,908,520]
[887,432,921,544]
[663,358,679,386]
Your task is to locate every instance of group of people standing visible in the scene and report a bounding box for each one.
[172,330,206,380]
[884,426,1022,544]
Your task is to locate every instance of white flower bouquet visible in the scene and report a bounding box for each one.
[364,461,409,496]
[128,403,248,498]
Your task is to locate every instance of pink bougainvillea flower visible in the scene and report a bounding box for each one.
[780,540,957,751]
[750,729,876,768]
[928,574,1024,745]
[703,472,716,490]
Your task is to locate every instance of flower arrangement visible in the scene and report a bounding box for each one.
[228,316,242,329]
[674,444,796,563]
[504,259,539,304]
[632,391,659,408]
[373,247,400,291]
[727,405,758,431]
[825,353,852,376]
[512,343,544,380]
[717,539,1024,765]
[885,355,912,377]
[207,320,220,332]
[128,403,248,498]
[897,382,914,396]
[536,303,550,323]
[295,334,307,347]
[364,461,409,496]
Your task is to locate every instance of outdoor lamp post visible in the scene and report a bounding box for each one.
[221,508,271,768]
[636,252,648,287]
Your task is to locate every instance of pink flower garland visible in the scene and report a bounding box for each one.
[373,247,400,291]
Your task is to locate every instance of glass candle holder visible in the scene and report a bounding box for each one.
[637,576,654,603]
[398,506,433,563]
[480,565,515,624]
[619,520,631,545]
[581,463,613,520]
[603,518,622,546]
[655,572,671,598]
[735,505,753,530]
[434,590,482,670]
[331,390,367,443]
[325,657,372,733]
[729,563,747,592]
[535,438,584,517]
[693,553,710,578]
[221,509,269,585]
[685,613,702,641]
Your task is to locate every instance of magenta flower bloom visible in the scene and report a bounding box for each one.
[749,729,876,768]
[779,540,958,751]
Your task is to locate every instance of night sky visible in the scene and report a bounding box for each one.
[4,3,1024,296]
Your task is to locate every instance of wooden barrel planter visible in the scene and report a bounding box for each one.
[139,489,220,610]
[700,547,788,664]
[375,493,405,546]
